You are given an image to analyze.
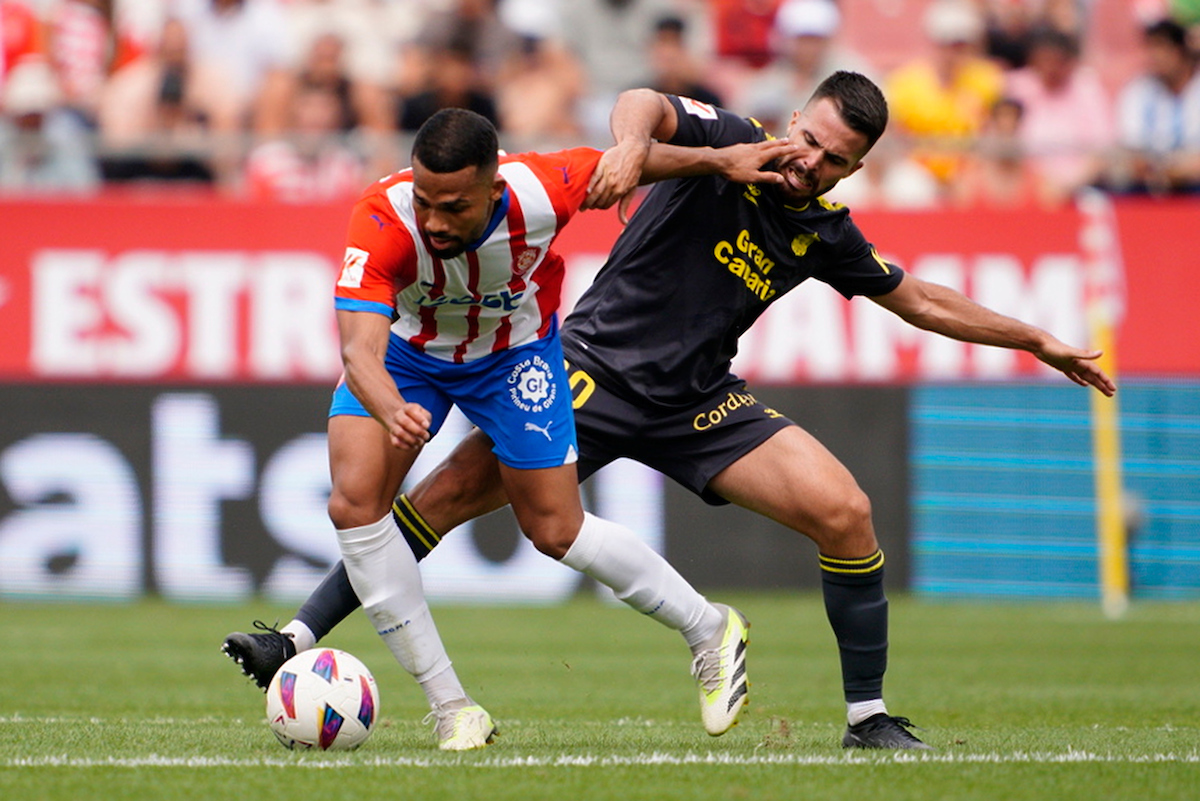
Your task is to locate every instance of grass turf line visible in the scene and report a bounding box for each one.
[1,593,1198,800]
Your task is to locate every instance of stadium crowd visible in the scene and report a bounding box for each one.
[0,0,1198,205]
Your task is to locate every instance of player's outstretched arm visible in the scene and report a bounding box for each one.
[1028,337,1117,396]
[872,273,1116,396]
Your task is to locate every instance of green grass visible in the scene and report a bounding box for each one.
[2,593,1199,800]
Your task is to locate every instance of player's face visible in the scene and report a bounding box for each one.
[776,98,869,202]
[411,158,506,259]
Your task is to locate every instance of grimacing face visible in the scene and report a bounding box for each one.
[410,157,506,259]
[775,97,870,203]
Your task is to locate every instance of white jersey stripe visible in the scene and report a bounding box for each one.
[383,161,567,362]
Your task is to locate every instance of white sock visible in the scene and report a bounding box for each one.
[419,664,471,710]
[337,513,456,687]
[847,699,888,726]
[281,620,316,654]
[560,512,723,649]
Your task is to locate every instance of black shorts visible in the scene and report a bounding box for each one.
[565,357,794,505]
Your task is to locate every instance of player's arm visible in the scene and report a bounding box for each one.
[584,88,795,220]
[871,272,1116,396]
[582,89,676,217]
[336,308,431,448]
[642,140,795,185]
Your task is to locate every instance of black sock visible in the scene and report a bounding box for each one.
[295,493,440,641]
[820,549,888,703]
[391,493,441,559]
[295,561,359,641]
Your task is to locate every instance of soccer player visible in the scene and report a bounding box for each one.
[274,107,795,751]
[226,73,1115,750]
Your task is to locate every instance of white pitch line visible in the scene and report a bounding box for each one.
[4,751,1200,769]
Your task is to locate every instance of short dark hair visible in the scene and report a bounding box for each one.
[809,71,889,149]
[411,108,499,174]
[1144,18,1188,51]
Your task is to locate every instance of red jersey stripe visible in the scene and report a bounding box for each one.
[453,251,484,363]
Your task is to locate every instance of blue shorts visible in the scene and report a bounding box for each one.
[330,332,578,470]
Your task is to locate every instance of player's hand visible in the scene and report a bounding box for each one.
[386,402,432,450]
[583,138,650,218]
[1035,341,1117,397]
[714,139,798,186]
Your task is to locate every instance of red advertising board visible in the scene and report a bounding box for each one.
[0,193,1194,383]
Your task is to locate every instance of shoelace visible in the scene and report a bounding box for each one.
[250,619,285,636]
[887,716,921,731]
[859,714,922,734]
[422,704,467,738]
[423,705,492,742]
[690,645,726,693]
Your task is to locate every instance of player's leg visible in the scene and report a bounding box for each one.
[707,425,929,749]
[222,429,510,687]
[327,412,494,750]
[498,462,747,735]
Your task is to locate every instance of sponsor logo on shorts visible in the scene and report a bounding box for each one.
[508,355,557,412]
[524,421,553,441]
[693,390,784,431]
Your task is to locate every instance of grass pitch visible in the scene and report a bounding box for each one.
[2,593,1198,800]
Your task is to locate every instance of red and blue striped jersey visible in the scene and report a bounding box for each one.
[335,147,602,363]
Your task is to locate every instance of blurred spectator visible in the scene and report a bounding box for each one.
[46,0,115,129]
[982,0,1037,69]
[170,0,291,133]
[645,14,723,108]
[710,0,781,68]
[953,96,1043,207]
[0,57,100,193]
[283,0,394,98]
[1005,26,1113,203]
[398,37,499,132]
[97,17,238,184]
[885,0,1005,193]
[1,0,43,90]
[259,30,394,173]
[243,82,365,202]
[296,32,377,134]
[495,33,585,147]
[738,0,874,130]
[560,0,679,139]
[417,0,520,91]
[1108,18,1200,194]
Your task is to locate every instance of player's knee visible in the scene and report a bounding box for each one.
[326,493,356,529]
[522,522,576,560]
[814,488,874,549]
[327,489,386,530]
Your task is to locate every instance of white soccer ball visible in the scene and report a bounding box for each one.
[265,647,380,751]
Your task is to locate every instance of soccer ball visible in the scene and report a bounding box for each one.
[265,647,380,751]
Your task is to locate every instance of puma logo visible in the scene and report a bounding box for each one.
[524,421,553,441]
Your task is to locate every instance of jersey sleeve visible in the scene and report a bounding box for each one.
[513,147,603,219]
[665,94,759,149]
[334,188,417,316]
[814,219,905,299]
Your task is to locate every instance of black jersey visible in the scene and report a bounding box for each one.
[562,95,904,409]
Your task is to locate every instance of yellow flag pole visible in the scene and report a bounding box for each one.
[1078,190,1128,619]
[1088,311,1128,619]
